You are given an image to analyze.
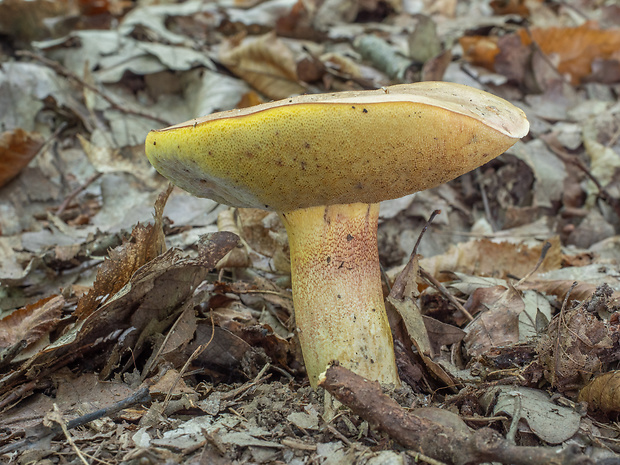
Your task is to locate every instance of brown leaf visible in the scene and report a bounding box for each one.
[0,295,64,349]
[489,0,541,16]
[520,23,620,85]
[421,237,561,282]
[463,285,524,358]
[579,371,620,413]
[520,279,620,307]
[537,302,613,394]
[459,36,500,71]
[422,316,465,355]
[462,24,620,85]
[74,185,171,319]
[4,232,239,395]
[421,49,452,82]
[219,32,306,100]
[159,305,197,356]
[0,129,44,188]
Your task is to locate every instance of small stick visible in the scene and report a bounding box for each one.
[420,267,474,321]
[542,134,620,220]
[51,405,90,465]
[515,241,552,288]
[162,315,217,411]
[16,51,170,126]
[319,363,594,465]
[56,172,103,216]
[0,387,151,455]
[406,450,447,465]
[413,210,441,256]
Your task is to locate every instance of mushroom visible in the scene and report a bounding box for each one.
[145,81,529,388]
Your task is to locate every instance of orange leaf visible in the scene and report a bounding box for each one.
[0,129,44,188]
[458,36,500,71]
[0,295,64,349]
[519,23,620,84]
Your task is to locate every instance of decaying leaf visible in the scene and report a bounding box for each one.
[579,371,620,413]
[480,385,581,444]
[0,128,44,188]
[388,254,431,356]
[421,237,561,282]
[520,24,620,85]
[461,23,620,85]
[537,286,617,394]
[0,295,64,349]
[2,232,240,397]
[74,185,171,319]
[219,32,306,100]
[463,285,523,358]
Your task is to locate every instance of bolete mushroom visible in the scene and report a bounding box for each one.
[145,81,529,388]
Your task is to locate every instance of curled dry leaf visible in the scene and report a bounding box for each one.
[0,295,64,349]
[74,185,171,319]
[537,288,616,395]
[519,23,620,85]
[463,285,523,358]
[219,32,306,100]
[420,236,561,282]
[461,23,620,85]
[520,279,620,308]
[216,208,251,269]
[0,128,44,188]
[489,0,541,16]
[579,371,620,413]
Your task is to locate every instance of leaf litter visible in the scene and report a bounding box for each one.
[1,0,620,463]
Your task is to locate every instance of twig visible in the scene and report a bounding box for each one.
[162,314,217,412]
[541,133,620,220]
[413,210,441,256]
[0,387,150,455]
[505,391,523,445]
[406,450,448,465]
[51,405,90,465]
[553,282,578,387]
[515,241,551,288]
[16,50,170,126]
[221,362,272,402]
[325,424,352,446]
[319,363,594,465]
[420,267,474,322]
[56,172,103,216]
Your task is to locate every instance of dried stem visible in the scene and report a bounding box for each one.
[319,364,594,465]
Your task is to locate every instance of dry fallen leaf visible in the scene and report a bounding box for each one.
[537,290,616,394]
[219,32,306,100]
[0,128,44,188]
[74,185,171,319]
[520,23,620,85]
[0,295,64,349]
[461,23,620,85]
[420,237,561,282]
[579,371,620,413]
[463,285,523,358]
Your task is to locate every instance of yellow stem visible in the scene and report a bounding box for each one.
[280,203,400,388]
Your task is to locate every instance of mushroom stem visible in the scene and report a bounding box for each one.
[280,203,400,388]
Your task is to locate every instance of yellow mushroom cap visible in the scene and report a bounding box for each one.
[145,81,529,212]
